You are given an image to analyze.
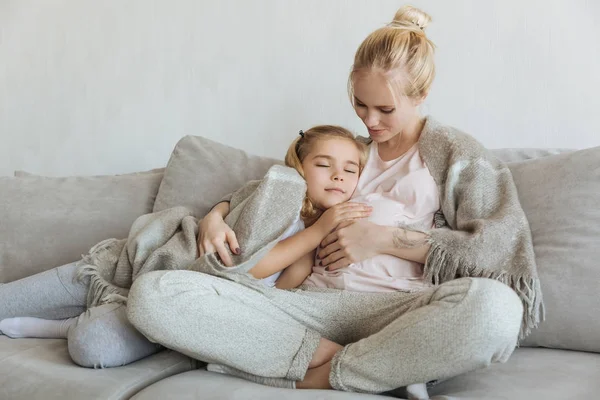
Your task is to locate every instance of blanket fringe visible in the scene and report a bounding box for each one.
[76,238,129,307]
[424,240,544,340]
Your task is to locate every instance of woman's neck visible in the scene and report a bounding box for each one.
[377,116,425,161]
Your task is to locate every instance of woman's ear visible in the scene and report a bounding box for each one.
[413,92,428,106]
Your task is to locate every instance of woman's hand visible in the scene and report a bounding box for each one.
[314,202,372,238]
[317,220,391,271]
[197,212,240,267]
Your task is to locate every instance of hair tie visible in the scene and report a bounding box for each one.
[299,130,305,138]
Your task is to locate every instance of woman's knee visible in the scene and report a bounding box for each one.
[465,278,523,350]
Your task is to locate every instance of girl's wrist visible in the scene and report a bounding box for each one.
[308,221,328,242]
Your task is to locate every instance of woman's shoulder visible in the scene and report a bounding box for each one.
[418,116,503,180]
[419,117,487,156]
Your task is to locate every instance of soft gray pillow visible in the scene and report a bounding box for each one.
[491,148,573,163]
[508,146,600,352]
[153,136,281,218]
[0,170,163,283]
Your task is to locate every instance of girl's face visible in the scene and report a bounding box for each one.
[352,70,423,144]
[301,138,361,210]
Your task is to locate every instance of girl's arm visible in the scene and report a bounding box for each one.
[274,250,315,289]
[248,225,323,279]
[249,202,372,279]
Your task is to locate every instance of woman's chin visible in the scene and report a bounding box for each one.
[368,132,392,143]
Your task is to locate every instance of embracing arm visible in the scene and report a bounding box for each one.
[383,226,430,264]
[197,201,238,266]
[318,221,430,270]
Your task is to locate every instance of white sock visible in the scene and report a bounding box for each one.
[207,363,296,389]
[0,317,77,339]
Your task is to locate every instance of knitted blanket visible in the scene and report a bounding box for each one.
[76,165,305,306]
[78,117,542,337]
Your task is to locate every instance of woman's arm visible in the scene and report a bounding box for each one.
[274,250,315,289]
[197,201,239,266]
[318,221,430,271]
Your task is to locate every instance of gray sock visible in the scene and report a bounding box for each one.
[207,363,296,389]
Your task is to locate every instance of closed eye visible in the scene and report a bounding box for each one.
[345,170,357,174]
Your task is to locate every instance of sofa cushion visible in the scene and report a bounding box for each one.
[130,348,600,400]
[507,146,600,352]
[0,169,163,283]
[428,347,600,400]
[0,336,195,400]
[130,369,392,400]
[490,148,572,163]
[153,136,281,218]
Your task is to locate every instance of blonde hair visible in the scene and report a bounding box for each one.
[349,5,435,100]
[285,125,368,225]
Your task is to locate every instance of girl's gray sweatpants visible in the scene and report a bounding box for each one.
[126,270,523,393]
[0,262,161,368]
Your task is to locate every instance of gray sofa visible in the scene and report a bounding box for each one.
[1,135,599,400]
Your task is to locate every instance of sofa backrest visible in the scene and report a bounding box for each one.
[0,169,163,283]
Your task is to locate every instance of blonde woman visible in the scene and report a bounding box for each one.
[128,6,539,394]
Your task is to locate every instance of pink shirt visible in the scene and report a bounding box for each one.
[303,142,440,292]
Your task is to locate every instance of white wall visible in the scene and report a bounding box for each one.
[1,0,598,177]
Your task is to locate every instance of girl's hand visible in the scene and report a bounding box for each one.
[197,213,240,267]
[317,220,390,271]
[314,202,372,238]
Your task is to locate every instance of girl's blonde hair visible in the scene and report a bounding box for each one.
[348,5,435,101]
[285,125,368,225]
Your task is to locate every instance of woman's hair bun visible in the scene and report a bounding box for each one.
[391,5,431,31]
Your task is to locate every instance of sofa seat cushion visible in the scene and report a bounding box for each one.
[130,348,599,400]
[130,369,392,400]
[428,347,600,400]
[0,336,194,400]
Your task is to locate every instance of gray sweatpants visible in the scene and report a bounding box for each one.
[0,262,161,368]
[127,270,523,393]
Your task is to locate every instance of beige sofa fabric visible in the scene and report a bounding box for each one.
[153,135,281,218]
[130,348,600,400]
[0,170,163,283]
[507,147,600,352]
[0,336,195,400]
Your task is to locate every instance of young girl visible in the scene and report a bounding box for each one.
[0,125,371,341]
[243,125,372,289]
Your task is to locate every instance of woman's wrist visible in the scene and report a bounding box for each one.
[378,225,398,255]
[208,202,230,220]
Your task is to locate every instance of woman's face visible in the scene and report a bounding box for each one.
[352,70,423,144]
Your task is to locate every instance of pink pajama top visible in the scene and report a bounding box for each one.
[303,142,440,292]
